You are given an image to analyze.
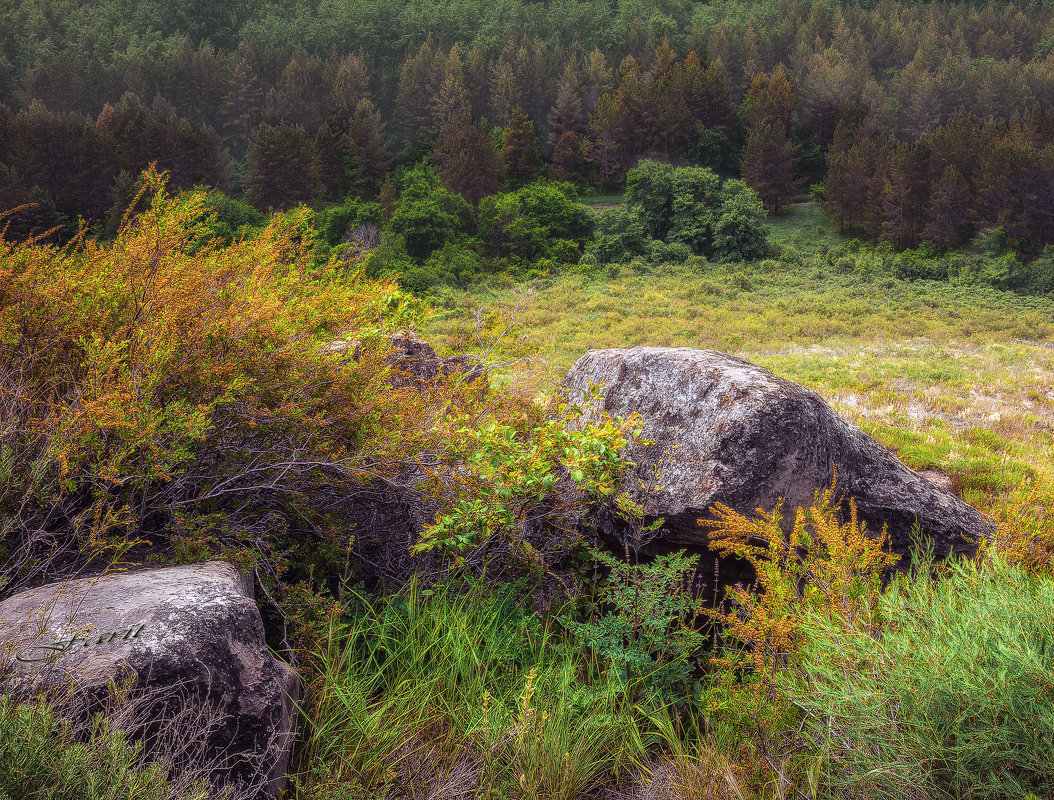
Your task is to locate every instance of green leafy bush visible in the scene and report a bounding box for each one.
[411,393,641,572]
[591,160,767,264]
[587,204,650,264]
[316,196,382,248]
[782,555,1054,800]
[477,181,594,262]
[0,695,200,800]
[570,546,705,703]
[388,163,473,260]
[200,190,266,243]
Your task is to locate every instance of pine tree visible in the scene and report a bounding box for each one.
[647,40,694,158]
[463,42,490,119]
[490,43,524,128]
[432,118,503,204]
[502,107,541,185]
[379,174,396,222]
[922,164,971,247]
[313,122,346,199]
[222,57,262,150]
[552,130,590,182]
[269,48,328,130]
[587,93,624,185]
[680,51,730,128]
[331,53,371,119]
[584,48,613,118]
[395,39,445,139]
[825,120,876,233]
[433,48,471,132]
[741,120,800,213]
[742,66,795,131]
[345,99,390,195]
[547,60,585,145]
[247,123,321,211]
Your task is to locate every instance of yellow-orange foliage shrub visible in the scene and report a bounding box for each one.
[0,168,448,594]
[701,484,900,679]
[975,486,1054,576]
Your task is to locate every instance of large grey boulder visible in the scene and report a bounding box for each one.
[562,347,992,559]
[0,561,300,799]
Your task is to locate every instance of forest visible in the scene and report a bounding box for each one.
[4,0,1054,254]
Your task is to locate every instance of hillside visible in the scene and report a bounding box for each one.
[2,0,1054,796]
[427,202,1054,501]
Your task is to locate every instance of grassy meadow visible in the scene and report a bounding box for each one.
[3,186,1053,800]
[425,202,1054,506]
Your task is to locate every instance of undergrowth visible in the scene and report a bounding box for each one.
[784,554,1054,799]
[290,578,655,800]
[0,694,203,800]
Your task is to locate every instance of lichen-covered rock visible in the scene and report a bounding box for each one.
[561,347,992,559]
[386,334,485,387]
[0,561,300,799]
[323,333,485,388]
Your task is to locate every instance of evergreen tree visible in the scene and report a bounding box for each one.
[247,123,321,210]
[331,53,371,119]
[824,120,876,233]
[345,99,390,195]
[552,130,590,182]
[314,122,347,199]
[433,49,471,132]
[395,39,445,139]
[741,119,800,213]
[547,60,586,146]
[923,164,971,248]
[432,118,503,205]
[222,57,262,150]
[490,43,524,128]
[502,107,541,186]
[268,48,328,130]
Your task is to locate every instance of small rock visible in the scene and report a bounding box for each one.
[0,561,300,799]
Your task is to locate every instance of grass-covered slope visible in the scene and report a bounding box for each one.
[425,203,1054,503]
[1,190,1052,800]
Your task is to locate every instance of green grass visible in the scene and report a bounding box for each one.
[580,190,625,213]
[423,204,1054,500]
[290,579,655,800]
[763,200,844,249]
[784,554,1054,799]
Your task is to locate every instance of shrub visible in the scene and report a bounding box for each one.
[0,695,201,800]
[570,546,705,703]
[200,190,265,243]
[702,485,899,679]
[647,239,693,265]
[551,238,581,264]
[420,240,486,288]
[782,555,1054,799]
[708,179,767,262]
[587,204,650,264]
[892,242,948,281]
[1020,245,1054,294]
[476,179,596,263]
[410,392,642,575]
[388,163,473,260]
[613,161,768,263]
[0,168,444,598]
[316,196,382,248]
